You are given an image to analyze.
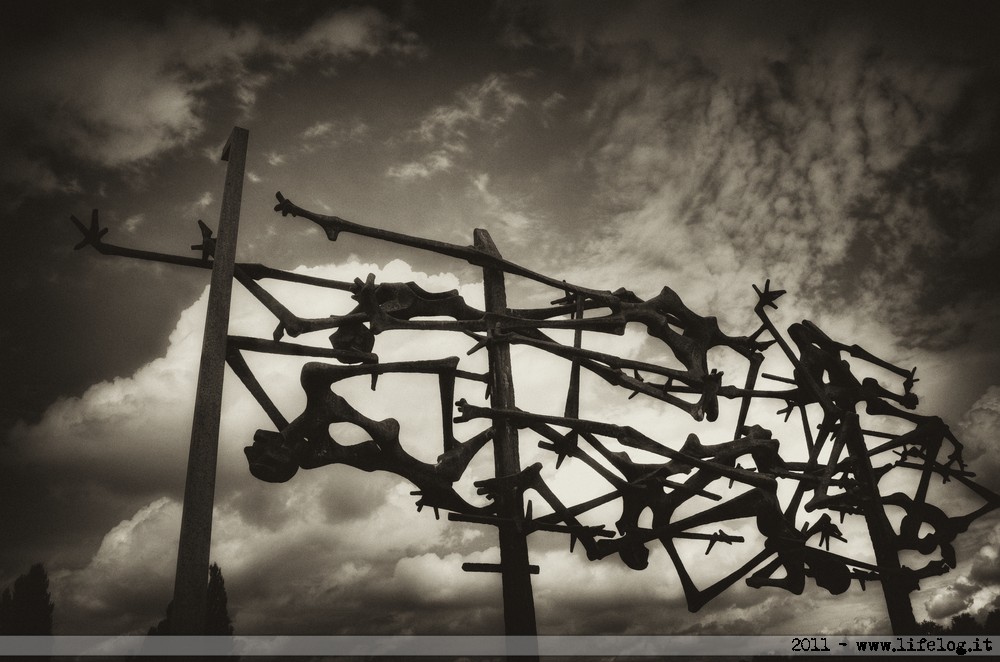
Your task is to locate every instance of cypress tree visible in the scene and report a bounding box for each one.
[148,562,233,635]
[0,563,54,634]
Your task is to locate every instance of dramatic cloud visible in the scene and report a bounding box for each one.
[3,0,998,642]
[545,3,1000,358]
[968,528,1000,589]
[51,498,182,634]
[0,7,423,191]
[123,214,145,234]
[959,387,1000,465]
[387,73,527,180]
[7,255,928,636]
[925,578,979,621]
[901,386,1000,627]
[0,156,82,201]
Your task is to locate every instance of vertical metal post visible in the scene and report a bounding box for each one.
[474,229,538,639]
[170,127,248,634]
[841,412,918,634]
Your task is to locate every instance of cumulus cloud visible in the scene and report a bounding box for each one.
[969,530,1000,583]
[0,257,789,632]
[5,2,999,638]
[416,73,526,142]
[925,578,979,620]
[51,498,182,634]
[302,121,335,140]
[193,191,214,209]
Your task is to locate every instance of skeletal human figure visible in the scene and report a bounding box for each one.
[746,315,937,515]
[299,277,769,423]
[584,423,854,606]
[881,492,985,570]
[589,426,786,570]
[645,427,851,600]
[248,269,576,356]
[617,286,768,377]
[786,321,918,412]
[332,275,486,351]
[244,360,493,516]
[486,285,770,421]
[602,286,750,421]
[238,270,487,350]
[457,399,860,607]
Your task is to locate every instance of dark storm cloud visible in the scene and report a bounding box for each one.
[0,291,210,578]
[0,2,427,429]
[1,3,421,185]
[925,578,979,620]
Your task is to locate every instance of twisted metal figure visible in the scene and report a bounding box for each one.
[71,192,1000,634]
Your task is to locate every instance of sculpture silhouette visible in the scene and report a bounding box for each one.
[71,191,1000,637]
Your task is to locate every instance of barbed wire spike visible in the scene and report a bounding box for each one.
[70,209,109,250]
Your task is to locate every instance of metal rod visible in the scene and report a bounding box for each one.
[462,562,540,575]
[276,192,616,302]
[170,127,248,634]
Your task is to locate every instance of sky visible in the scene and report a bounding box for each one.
[1,0,999,639]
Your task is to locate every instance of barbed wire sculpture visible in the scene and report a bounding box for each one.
[72,182,999,636]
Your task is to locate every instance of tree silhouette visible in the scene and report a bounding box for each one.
[984,608,1000,633]
[0,587,13,633]
[0,563,54,634]
[949,612,982,635]
[205,563,233,636]
[147,601,172,636]
[148,563,233,635]
[917,618,947,635]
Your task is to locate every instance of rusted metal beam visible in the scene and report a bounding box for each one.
[462,562,540,575]
[170,126,248,634]
[839,413,919,634]
[474,229,538,643]
[276,191,617,302]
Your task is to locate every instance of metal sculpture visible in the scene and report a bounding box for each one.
[71,134,999,637]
